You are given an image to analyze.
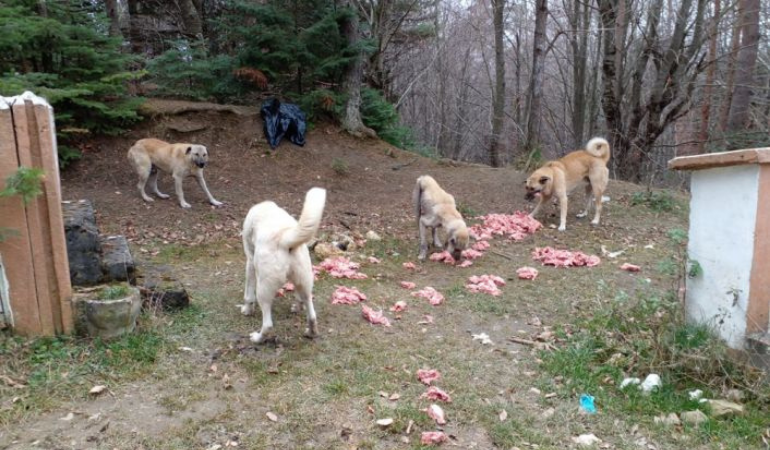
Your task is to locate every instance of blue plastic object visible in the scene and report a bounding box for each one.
[579,394,597,414]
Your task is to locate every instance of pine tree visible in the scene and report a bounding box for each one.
[0,0,143,166]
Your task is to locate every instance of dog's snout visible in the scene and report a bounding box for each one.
[196,161,206,168]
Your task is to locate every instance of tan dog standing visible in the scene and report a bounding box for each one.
[413,175,470,260]
[525,137,610,231]
[241,188,326,344]
[127,138,223,209]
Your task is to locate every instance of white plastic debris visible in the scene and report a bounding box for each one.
[640,374,662,393]
[572,433,602,446]
[471,332,494,345]
[620,377,641,389]
[688,389,703,401]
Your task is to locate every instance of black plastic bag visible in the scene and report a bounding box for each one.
[260,98,307,149]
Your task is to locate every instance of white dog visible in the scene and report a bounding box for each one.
[127,138,223,209]
[241,188,327,343]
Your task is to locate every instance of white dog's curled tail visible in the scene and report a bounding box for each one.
[585,137,611,161]
[280,187,327,249]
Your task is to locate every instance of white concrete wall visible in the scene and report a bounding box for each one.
[686,165,759,349]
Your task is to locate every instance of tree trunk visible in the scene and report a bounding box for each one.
[178,0,203,40]
[719,6,742,131]
[727,0,760,133]
[489,0,506,167]
[341,3,375,138]
[105,0,122,38]
[697,0,720,154]
[569,0,589,148]
[524,0,547,159]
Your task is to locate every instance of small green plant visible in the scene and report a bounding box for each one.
[631,190,678,212]
[456,202,480,218]
[99,284,130,300]
[0,166,44,206]
[688,259,703,278]
[331,158,349,176]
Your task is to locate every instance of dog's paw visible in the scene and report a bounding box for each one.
[240,303,255,316]
[142,196,155,202]
[249,332,264,343]
[590,219,600,226]
[210,199,224,207]
[180,202,192,209]
[156,193,170,199]
[304,320,318,339]
[558,225,566,231]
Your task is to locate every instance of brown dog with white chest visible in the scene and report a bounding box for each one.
[525,137,610,231]
[413,175,470,260]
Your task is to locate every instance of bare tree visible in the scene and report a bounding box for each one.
[341,1,376,138]
[697,0,721,154]
[598,0,709,181]
[523,0,548,159]
[727,0,760,133]
[489,0,506,167]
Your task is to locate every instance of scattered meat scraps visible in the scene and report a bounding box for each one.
[430,251,455,265]
[470,212,542,241]
[516,267,539,280]
[367,256,381,264]
[425,404,447,425]
[389,301,407,312]
[331,286,367,305]
[361,305,391,327]
[461,248,484,260]
[412,287,445,305]
[318,256,368,279]
[466,274,506,296]
[532,247,601,267]
[275,282,296,297]
[417,369,442,385]
[472,240,491,251]
[402,262,417,270]
[421,386,452,403]
[620,263,641,272]
[399,281,417,290]
[421,431,448,445]
[457,260,474,268]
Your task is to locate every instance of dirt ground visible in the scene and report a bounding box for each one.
[1,101,715,450]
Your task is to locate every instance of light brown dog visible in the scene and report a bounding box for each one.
[127,138,223,209]
[525,137,610,231]
[413,175,470,260]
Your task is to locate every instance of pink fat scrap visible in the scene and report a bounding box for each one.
[532,247,600,267]
[516,267,539,280]
[420,386,452,402]
[421,431,448,445]
[470,211,542,241]
[402,261,417,270]
[472,240,490,251]
[318,256,368,279]
[461,248,484,260]
[417,368,441,385]
[399,281,417,289]
[466,274,506,296]
[620,263,641,272]
[361,305,391,327]
[430,251,455,265]
[331,286,367,305]
[389,300,407,312]
[411,287,445,305]
[425,403,447,424]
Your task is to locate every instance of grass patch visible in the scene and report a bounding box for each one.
[98,283,131,300]
[539,290,769,447]
[630,190,682,213]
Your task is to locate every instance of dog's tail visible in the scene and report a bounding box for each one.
[585,137,610,162]
[280,188,327,249]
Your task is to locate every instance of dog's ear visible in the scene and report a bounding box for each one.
[539,176,550,184]
[186,146,192,155]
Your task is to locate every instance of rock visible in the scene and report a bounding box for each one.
[313,242,342,259]
[723,388,745,402]
[707,399,744,417]
[640,374,661,393]
[680,410,708,425]
[134,264,190,311]
[73,286,142,339]
[100,235,135,283]
[654,413,681,426]
[376,418,394,427]
[63,200,102,286]
[365,230,382,241]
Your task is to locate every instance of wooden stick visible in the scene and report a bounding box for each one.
[491,250,516,261]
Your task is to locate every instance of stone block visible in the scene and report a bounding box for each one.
[63,200,102,286]
[100,235,135,283]
[135,264,190,311]
[73,285,142,339]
